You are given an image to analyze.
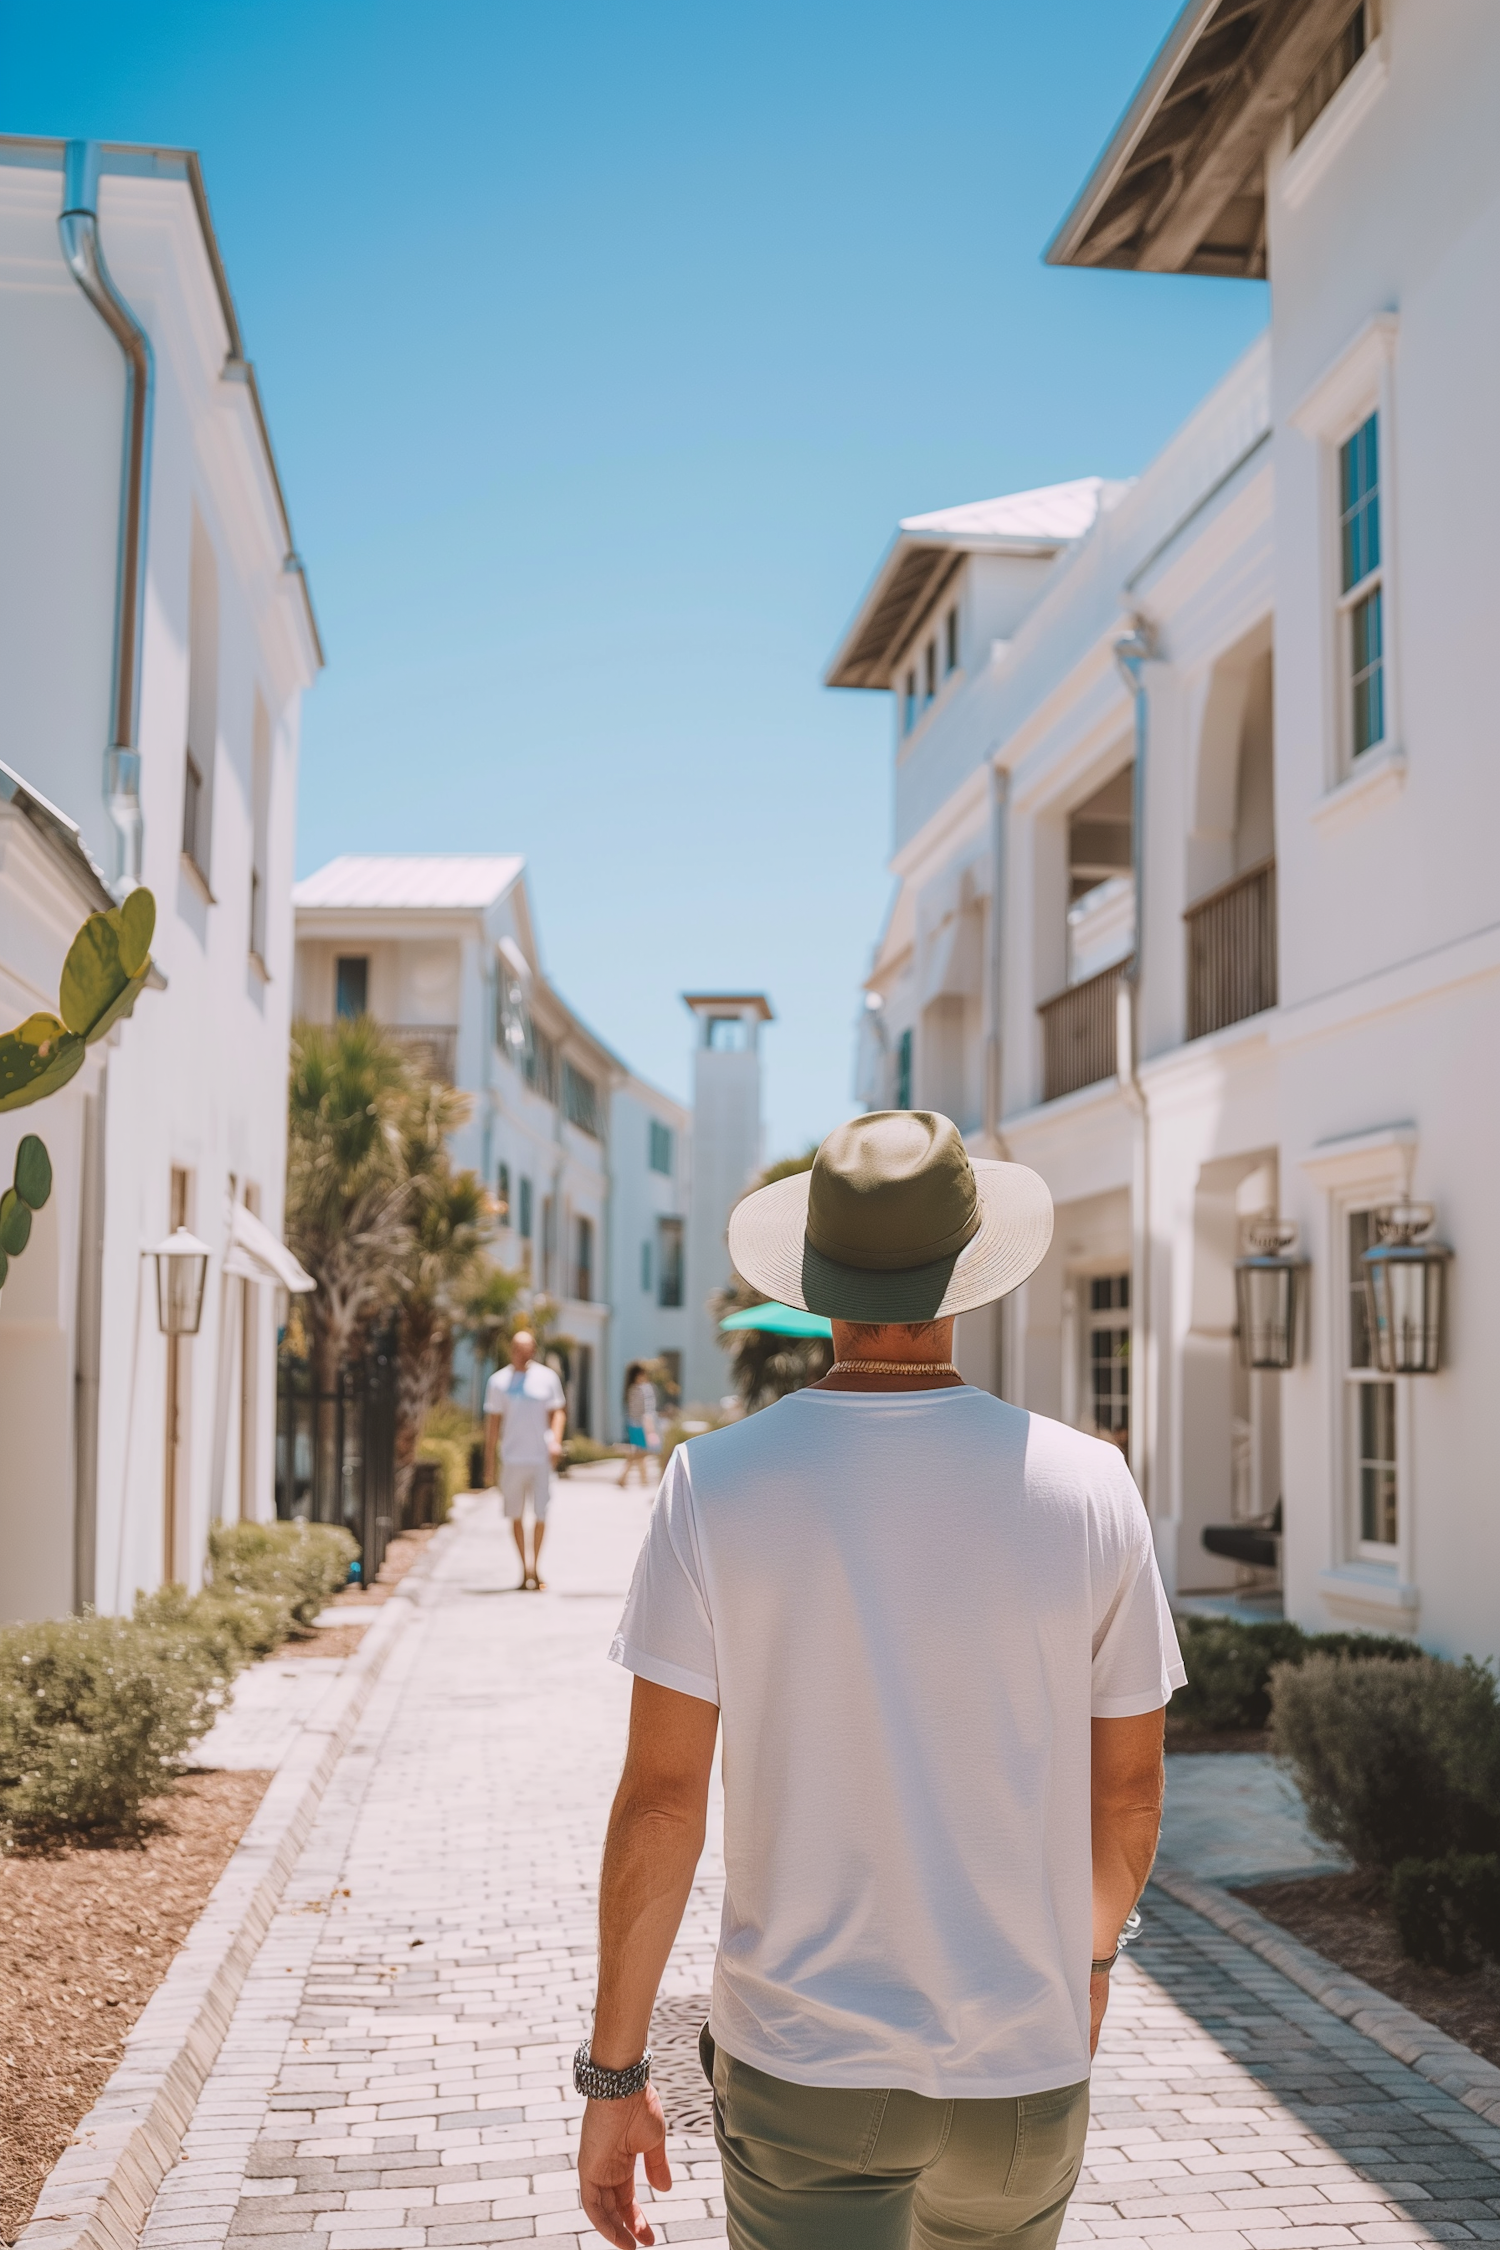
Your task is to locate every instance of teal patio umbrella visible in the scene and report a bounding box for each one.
[719,1301,833,1339]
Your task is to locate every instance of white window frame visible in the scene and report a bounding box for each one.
[1340,1198,1403,1563]
[1289,314,1402,803]
[1061,1263,1131,1446]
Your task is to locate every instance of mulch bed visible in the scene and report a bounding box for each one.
[0,1767,271,2247]
[271,1617,373,1661]
[1238,1867,1500,2070]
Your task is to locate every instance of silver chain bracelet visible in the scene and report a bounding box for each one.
[573,2040,652,2100]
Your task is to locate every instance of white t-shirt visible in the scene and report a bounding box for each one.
[484,1361,566,1467]
[610,1385,1184,2101]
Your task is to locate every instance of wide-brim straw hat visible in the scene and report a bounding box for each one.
[728,1109,1054,1324]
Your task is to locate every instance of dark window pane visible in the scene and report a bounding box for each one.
[335,956,368,1019]
[1351,587,1384,755]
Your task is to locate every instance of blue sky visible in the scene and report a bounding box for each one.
[3,0,1267,1159]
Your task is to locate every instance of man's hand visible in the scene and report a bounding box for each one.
[1089,1965,1111,2056]
[578,2088,671,2248]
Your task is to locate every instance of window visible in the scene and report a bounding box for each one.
[562,1060,602,1137]
[1292,2,1374,146]
[525,1023,558,1103]
[945,606,958,675]
[895,1027,912,1110]
[574,1214,594,1302]
[541,1196,555,1289]
[924,638,937,704]
[1339,412,1384,759]
[182,754,205,871]
[335,956,368,1019]
[903,669,917,734]
[1347,1208,1398,1550]
[183,514,218,888]
[573,1342,593,1437]
[657,1348,682,1405]
[1086,1274,1130,1448]
[657,1216,684,1308]
[518,1175,533,1239]
[249,693,271,965]
[707,1015,746,1052]
[641,1240,652,1294]
[496,1163,511,1225]
[649,1118,673,1174]
[496,964,533,1075]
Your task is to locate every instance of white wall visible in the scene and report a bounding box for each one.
[0,149,317,1616]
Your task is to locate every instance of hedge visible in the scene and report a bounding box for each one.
[1390,1852,1500,1973]
[208,1519,356,1628]
[1171,1614,1422,1732]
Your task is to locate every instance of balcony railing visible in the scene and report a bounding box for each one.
[383,1023,458,1084]
[1184,858,1276,1041]
[1038,964,1121,1103]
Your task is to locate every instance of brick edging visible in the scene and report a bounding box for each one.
[1150,1861,1500,2129]
[17,1530,450,2250]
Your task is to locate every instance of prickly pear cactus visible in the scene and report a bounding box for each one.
[0,1132,55,1288]
[0,889,156,1116]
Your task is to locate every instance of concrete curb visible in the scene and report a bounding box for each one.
[18,1534,448,2250]
[1151,1861,1500,2129]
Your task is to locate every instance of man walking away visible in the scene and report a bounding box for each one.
[483,1329,565,1591]
[574,1110,1184,2249]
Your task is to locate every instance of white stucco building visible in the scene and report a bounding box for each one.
[835,0,1500,1666]
[682,993,772,1406]
[292,856,691,1440]
[0,137,320,1622]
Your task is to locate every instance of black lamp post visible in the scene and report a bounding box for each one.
[1361,1202,1451,1375]
[1234,1218,1305,1370]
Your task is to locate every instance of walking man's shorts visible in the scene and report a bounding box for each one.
[500,1463,550,1521]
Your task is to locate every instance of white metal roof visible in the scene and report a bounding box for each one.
[899,477,1123,545]
[292,854,524,913]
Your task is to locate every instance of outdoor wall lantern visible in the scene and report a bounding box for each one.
[1234,1218,1306,1370]
[1361,1202,1451,1376]
[150,1228,211,1336]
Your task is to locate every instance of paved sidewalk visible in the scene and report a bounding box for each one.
[135,1472,1500,2250]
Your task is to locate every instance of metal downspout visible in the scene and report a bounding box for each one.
[984,758,1011,1399]
[1113,619,1156,1509]
[59,140,154,892]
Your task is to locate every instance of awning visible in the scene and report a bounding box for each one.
[223,1202,316,1292]
[719,1302,832,1339]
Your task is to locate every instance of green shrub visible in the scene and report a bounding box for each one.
[1171,1615,1424,1732]
[1271,1653,1500,1868]
[134,1583,292,1671]
[559,1434,620,1472]
[1391,1852,1500,1972]
[208,1519,357,1628]
[657,1406,734,1476]
[0,1614,218,1840]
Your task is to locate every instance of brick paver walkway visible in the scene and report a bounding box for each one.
[137,1477,1500,2250]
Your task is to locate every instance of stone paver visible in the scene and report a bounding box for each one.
[137,1473,1500,2250]
[1159,1756,1347,1885]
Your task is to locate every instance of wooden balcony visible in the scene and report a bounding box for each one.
[1184,858,1276,1041]
[1038,963,1121,1103]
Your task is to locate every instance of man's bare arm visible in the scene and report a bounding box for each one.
[482,1411,500,1488]
[1089,1708,1165,2055]
[549,1404,567,1461]
[579,1677,718,2249]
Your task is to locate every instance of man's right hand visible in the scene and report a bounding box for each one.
[578,2087,671,2246]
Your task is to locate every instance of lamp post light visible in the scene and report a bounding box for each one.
[1234,1217,1306,1371]
[1361,1202,1451,1376]
[150,1227,210,1336]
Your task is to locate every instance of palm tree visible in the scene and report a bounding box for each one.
[285,1017,412,1391]
[391,1074,492,1499]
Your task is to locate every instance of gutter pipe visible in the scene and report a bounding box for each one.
[1112,618,1156,1509]
[59,140,154,893]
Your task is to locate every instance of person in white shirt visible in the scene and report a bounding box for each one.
[483,1330,566,1591]
[574,1110,1184,2250]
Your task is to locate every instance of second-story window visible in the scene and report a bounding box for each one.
[335,956,368,1019]
[640,1240,652,1294]
[496,1163,511,1225]
[945,605,959,675]
[575,1214,594,1302]
[518,1175,533,1240]
[182,755,205,872]
[562,1060,602,1137]
[649,1119,673,1174]
[657,1216,684,1308]
[924,638,937,704]
[183,515,218,892]
[903,669,917,734]
[895,1027,912,1110]
[1339,411,1384,760]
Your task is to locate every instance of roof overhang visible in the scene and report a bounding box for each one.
[825,526,1069,693]
[0,134,323,667]
[0,758,116,916]
[682,992,775,1022]
[1045,0,1360,278]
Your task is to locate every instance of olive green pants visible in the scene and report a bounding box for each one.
[702,2028,1090,2250]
